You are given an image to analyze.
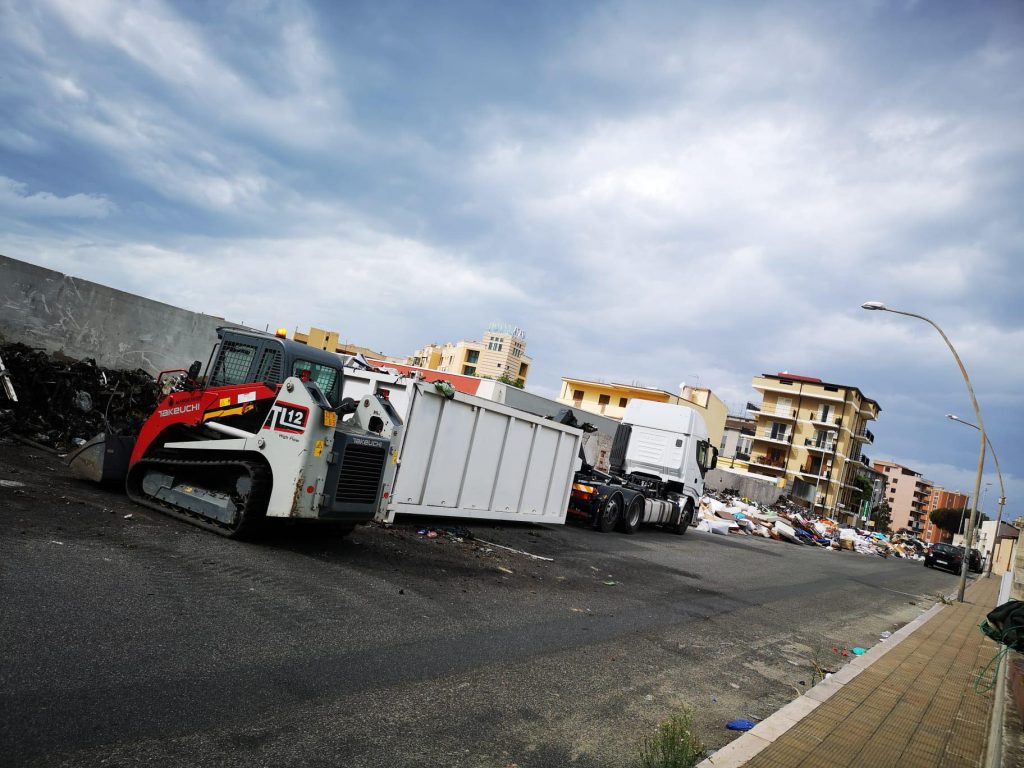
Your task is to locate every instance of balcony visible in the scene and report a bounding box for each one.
[758,404,797,420]
[798,466,832,481]
[807,412,842,429]
[804,437,837,453]
[853,427,875,443]
[750,455,787,471]
[754,428,792,445]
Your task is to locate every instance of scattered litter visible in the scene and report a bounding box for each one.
[123,513,133,520]
[880,631,893,639]
[49,540,64,545]
[852,647,866,655]
[416,528,428,535]
[697,490,928,561]
[644,694,654,701]
[603,580,618,586]
[726,719,755,731]
[496,566,514,575]
[426,530,438,539]
[729,682,740,689]
[474,537,554,562]
[0,479,26,488]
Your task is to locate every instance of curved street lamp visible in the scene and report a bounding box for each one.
[861,301,986,602]
[947,414,1006,578]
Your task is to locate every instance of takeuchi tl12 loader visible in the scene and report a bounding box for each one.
[67,327,402,537]
[563,399,718,534]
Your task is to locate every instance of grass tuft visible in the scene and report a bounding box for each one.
[635,707,704,768]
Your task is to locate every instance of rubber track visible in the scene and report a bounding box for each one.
[126,457,271,538]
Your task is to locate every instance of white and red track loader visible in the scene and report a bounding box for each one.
[67,327,402,537]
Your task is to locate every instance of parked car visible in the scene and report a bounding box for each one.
[924,543,965,574]
[968,548,984,573]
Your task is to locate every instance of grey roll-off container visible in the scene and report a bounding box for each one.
[372,381,584,526]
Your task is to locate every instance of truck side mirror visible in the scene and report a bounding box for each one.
[710,447,719,470]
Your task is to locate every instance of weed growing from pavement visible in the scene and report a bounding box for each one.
[635,707,704,768]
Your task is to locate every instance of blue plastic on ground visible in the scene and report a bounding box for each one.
[726,719,756,731]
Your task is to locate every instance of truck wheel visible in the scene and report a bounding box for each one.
[594,492,623,533]
[619,495,644,534]
[673,500,694,536]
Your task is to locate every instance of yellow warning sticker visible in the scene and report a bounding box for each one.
[313,439,324,457]
[219,397,231,407]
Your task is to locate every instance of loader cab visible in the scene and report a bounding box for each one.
[207,328,344,407]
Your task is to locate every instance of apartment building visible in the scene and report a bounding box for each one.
[873,460,933,535]
[747,373,880,524]
[921,487,970,543]
[409,323,531,386]
[720,415,756,459]
[557,377,728,446]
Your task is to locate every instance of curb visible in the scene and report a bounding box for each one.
[696,600,947,767]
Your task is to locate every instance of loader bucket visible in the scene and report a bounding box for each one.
[66,433,136,485]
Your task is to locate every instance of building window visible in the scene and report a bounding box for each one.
[572,389,584,407]
[462,365,476,376]
[618,397,628,408]
[465,350,479,364]
[598,394,610,414]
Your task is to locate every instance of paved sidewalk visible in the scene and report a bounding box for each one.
[704,576,1001,768]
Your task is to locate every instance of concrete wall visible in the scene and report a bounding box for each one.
[705,467,784,506]
[0,255,234,376]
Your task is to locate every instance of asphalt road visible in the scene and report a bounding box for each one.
[0,439,972,767]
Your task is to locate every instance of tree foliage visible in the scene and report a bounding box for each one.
[870,501,892,534]
[930,507,966,533]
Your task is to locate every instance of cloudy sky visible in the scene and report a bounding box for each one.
[1,0,1021,510]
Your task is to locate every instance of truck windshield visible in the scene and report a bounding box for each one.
[293,360,341,406]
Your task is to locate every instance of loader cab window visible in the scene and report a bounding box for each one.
[292,360,341,406]
[209,341,258,386]
[255,348,283,385]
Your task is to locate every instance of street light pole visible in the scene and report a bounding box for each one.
[862,302,986,602]
[947,414,1007,578]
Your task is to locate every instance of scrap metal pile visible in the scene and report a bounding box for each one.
[697,491,927,560]
[0,343,158,453]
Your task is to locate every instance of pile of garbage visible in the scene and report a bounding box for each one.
[0,342,159,453]
[696,490,927,560]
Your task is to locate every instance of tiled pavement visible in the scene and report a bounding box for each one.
[704,576,1002,768]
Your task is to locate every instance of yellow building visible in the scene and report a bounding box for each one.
[292,327,400,362]
[557,377,727,446]
[747,373,880,523]
[409,323,532,386]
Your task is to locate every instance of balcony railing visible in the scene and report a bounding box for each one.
[804,438,836,452]
[807,412,842,428]
[755,428,792,443]
[798,466,832,480]
[759,404,798,419]
[751,455,786,469]
[854,427,875,443]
